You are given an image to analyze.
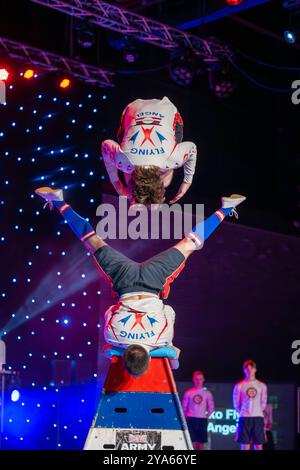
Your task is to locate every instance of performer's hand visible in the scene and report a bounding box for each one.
[173,346,181,359]
[169,182,191,205]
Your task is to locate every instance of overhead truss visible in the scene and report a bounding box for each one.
[0,36,115,87]
[30,0,232,60]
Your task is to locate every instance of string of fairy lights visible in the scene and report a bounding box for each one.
[0,69,114,449]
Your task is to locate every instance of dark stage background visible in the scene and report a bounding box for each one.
[0,0,300,447]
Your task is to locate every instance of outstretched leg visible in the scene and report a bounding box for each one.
[175,194,246,260]
[141,195,246,300]
[35,188,246,299]
[35,187,140,296]
[35,187,106,254]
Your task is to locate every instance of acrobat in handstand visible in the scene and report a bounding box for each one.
[35,187,246,377]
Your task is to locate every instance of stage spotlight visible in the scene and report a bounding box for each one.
[170,58,195,86]
[24,69,35,79]
[78,29,95,48]
[76,20,95,49]
[226,0,245,5]
[284,29,297,43]
[11,389,20,402]
[214,79,235,98]
[0,68,9,81]
[123,50,139,63]
[109,33,140,64]
[122,40,140,64]
[209,69,235,98]
[59,78,71,89]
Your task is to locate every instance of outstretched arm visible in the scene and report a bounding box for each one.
[207,392,215,418]
[181,391,190,416]
[169,142,197,205]
[101,140,128,197]
[261,384,268,413]
[233,384,241,413]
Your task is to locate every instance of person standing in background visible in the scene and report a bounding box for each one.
[233,359,267,450]
[182,370,214,450]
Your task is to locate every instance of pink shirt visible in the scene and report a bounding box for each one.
[233,379,267,418]
[182,387,214,419]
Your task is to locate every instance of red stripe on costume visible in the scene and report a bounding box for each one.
[160,259,186,300]
[130,313,146,331]
[169,141,177,156]
[155,317,169,343]
[107,311,119,342]
[80,230,96,241]
[173,111,183,131]
[111,302,121,313]
[187,232,202,247]
[215,210,225,221]
[59,203,70,214]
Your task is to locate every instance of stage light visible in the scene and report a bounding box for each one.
[109,33,140,63]
[0,68,9,81]
[208,64,236,98]
[123,50,139,63]
[77,28,95,49]
[169,51,202,87]
[24,69,34,79]
[284,29,296,43]
[59,78,71,89]
[226,0,244,5]
[76,21,95,49]
[170,60,194,86]
[11,389,20,402]
[214,79,235,97]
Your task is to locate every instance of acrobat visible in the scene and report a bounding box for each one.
[101,96,197,205]
[35,187,246,377]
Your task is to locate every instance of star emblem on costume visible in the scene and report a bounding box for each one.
[140,126,155,146]
[118,314,132,326]
[130,312,146,331]
[155,131,166,143]
[129,131,139,144]
[147,315,158,327]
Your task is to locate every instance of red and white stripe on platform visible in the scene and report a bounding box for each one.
[84,357,193,450]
